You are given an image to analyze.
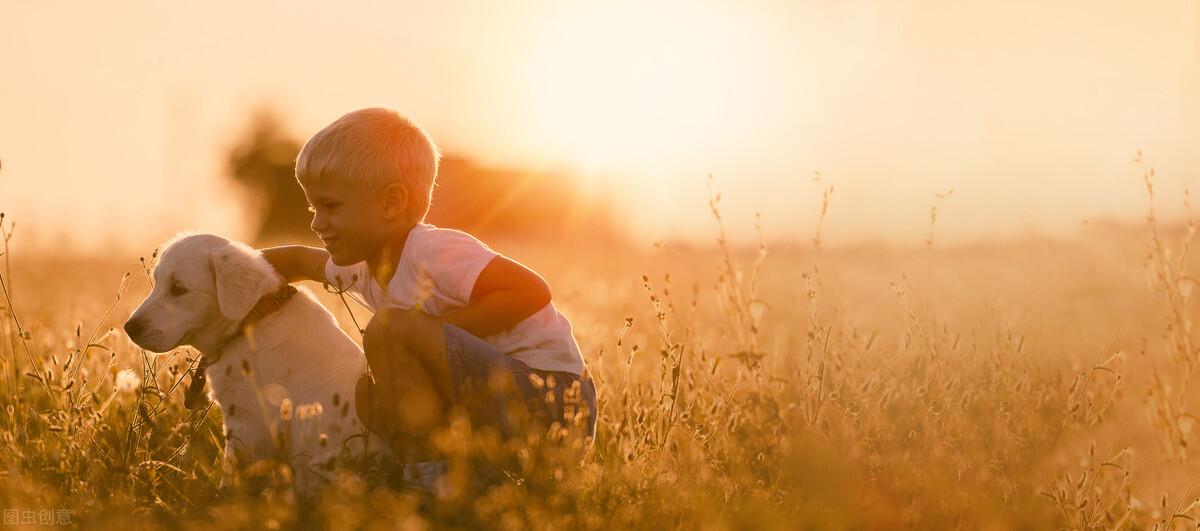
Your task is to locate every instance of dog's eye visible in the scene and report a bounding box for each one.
[169,281,188,297]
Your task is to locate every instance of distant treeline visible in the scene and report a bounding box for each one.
[227,110,623,246]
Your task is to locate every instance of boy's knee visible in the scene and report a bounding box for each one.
[363,309,413,354]
[363,309,444,359]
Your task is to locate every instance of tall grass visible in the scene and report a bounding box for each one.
[1,158,1199,528]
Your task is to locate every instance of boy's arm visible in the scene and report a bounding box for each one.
[260,245,330,284]
[442,256,552,338]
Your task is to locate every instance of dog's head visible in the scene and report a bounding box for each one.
[124,233,282,353]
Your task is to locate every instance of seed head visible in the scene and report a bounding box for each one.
[115,369,141,395]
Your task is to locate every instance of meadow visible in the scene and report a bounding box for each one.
[2,169,1199,530]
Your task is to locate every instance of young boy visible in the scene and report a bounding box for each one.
[260,108,596,478]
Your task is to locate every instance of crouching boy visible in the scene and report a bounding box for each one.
[261,108,597,489]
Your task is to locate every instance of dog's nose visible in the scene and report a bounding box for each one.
[124,318,145,339]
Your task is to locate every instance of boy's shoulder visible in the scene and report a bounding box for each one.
[403,224,498,281]
[407,224,494,257]
[404,224,499,301]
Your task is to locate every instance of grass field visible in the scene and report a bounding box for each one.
[2,172,1200,529]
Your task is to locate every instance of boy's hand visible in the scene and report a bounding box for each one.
[443,256,551,338]
[260,245,330,284]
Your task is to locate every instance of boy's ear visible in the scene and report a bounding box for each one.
[210,242,280,320]
[381,183,410,221]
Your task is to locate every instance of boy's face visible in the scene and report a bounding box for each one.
[302,181,391,266]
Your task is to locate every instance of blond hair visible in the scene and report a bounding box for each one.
[295,108,441,221]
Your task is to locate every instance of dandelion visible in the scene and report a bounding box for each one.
[114,368,140,394]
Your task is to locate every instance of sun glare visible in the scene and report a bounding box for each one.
[520,4,751,175]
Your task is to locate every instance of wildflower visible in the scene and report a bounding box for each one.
[115,369,141,394]
[528,373,545,390]
[297,402,324,420]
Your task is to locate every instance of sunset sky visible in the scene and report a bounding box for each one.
[1,1,1197,252]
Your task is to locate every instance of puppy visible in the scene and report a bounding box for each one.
[124,233,394,500]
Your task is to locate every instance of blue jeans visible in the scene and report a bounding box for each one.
[442,323,598,442]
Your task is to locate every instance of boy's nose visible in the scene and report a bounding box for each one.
[310,213,327,233]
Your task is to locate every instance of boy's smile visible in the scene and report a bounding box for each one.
[302,181,392,267]
[301,179,415,290]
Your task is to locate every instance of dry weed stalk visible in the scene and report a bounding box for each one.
[706,174,766,362]
[1138,150,1200,461]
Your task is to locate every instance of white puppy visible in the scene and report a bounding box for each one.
[124,233,393,500]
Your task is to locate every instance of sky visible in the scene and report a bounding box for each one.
[1,0,1197,252]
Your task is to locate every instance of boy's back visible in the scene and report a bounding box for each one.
[326,222,585,376]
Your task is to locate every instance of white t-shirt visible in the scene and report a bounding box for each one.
[324,224,586,376]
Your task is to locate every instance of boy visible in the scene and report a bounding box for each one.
[261,108,597,483]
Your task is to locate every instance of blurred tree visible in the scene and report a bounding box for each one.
[226,108,624,247]
[428,155,623,246]
[226,109,310,245]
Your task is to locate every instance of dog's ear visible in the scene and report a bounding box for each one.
[210,242,279,320]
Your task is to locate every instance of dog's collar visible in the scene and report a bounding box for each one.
[237,284,300,335]
[184,284,299,410]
